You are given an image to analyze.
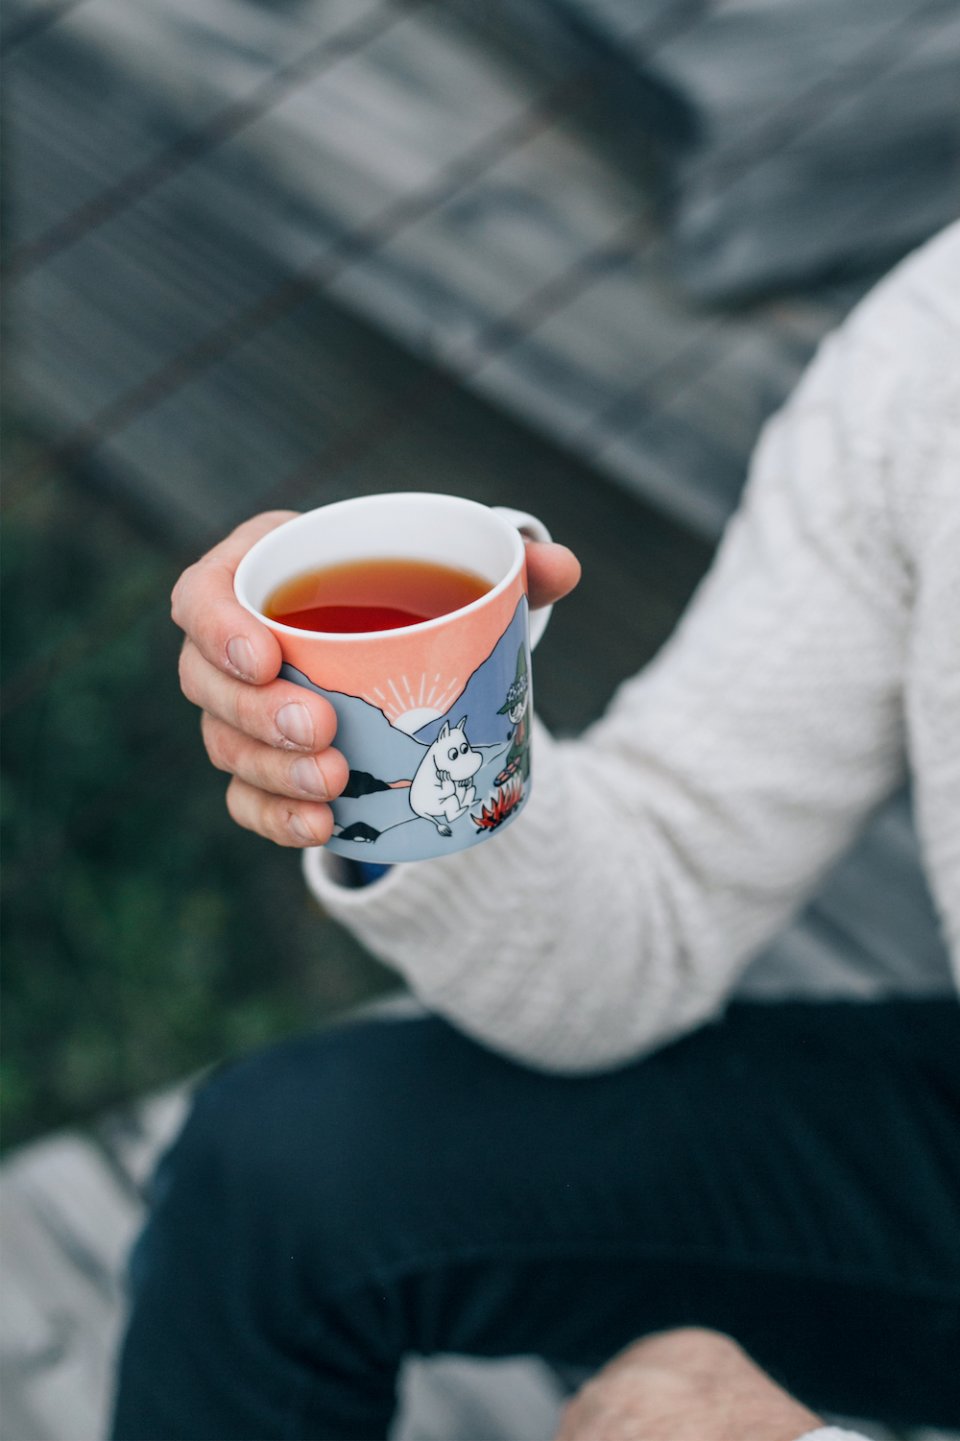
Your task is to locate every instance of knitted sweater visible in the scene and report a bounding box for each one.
[304,224,959,1441]
[306,222,959,1071]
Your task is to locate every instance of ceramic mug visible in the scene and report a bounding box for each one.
[234,492,552,862]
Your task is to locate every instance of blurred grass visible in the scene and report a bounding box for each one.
[0,416,394,1150]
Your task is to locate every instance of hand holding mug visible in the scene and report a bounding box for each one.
[173,505,579,851]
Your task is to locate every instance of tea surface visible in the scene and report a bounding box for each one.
[265,557,491,633]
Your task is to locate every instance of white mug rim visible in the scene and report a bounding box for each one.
[234,492,527,643]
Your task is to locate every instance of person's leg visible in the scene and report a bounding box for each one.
[110,998,960,1440]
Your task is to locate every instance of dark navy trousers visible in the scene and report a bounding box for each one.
[111,999,960,1439]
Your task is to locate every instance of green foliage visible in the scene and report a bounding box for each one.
[1,438,392,1149]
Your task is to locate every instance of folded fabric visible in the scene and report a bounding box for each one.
[484,0,960,299]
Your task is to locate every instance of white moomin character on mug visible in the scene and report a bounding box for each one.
[409,717,482,836]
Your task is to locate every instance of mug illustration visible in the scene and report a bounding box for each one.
[409,718,482,836]
[282,594,533,862]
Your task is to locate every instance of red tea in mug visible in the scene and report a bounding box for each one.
[264,557,490,633]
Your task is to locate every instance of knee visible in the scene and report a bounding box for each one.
[146,1024,431,1293]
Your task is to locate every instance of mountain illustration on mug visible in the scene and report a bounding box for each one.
[281,596,533,860]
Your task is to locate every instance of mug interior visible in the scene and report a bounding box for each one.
[236,493,522,625]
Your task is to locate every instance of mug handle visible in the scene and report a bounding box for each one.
[492,507,553,650]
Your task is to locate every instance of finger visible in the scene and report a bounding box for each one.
[225,776,335,848]
[180,639,337,751]
[171,511,298,685]
[524,540,581,610]
[202,712,349,801]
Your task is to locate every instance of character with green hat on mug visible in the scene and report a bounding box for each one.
[495,645,530,787]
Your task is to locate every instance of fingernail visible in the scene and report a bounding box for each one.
[291,757,327,797]
[276,702,314,748]
[226,636,256,680]
[288,813,314,844]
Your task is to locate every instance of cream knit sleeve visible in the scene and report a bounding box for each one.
[304,268,922,1073]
